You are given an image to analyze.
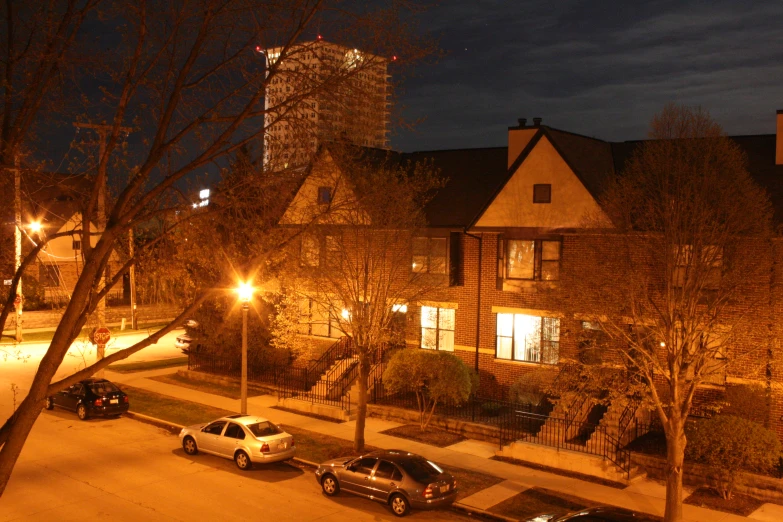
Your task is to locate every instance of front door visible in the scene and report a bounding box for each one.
[199,421,227,453]
[368,460,403,499]
[341,457,377,497]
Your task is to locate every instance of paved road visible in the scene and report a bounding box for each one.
[0,412,474,521]
[0,329,185,420]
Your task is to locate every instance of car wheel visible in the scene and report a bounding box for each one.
[389,493,409,517]
[76,404,89,421]
[321,474,340,496]
[44,397,54,410]
[234,450,252,470]
[182,436,198,455]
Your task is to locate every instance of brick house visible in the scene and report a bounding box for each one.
[5,172,121,307]
[281,111,783,439]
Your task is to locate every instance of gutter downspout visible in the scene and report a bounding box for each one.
[464,230,482,373]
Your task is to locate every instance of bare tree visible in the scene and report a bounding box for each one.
[570,104,774,522]
[280,145,444,451]
[0,0,432,496]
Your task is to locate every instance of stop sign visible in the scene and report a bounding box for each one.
[93,327,111,345]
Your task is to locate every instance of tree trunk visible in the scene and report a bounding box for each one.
[353,353,371,452]
[664,420,687,522]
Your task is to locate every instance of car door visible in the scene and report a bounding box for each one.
[214,422,246,457]
[54,385,76,410]
[198,421,227,454]
[368,460,403,499]
[63,384,85,411]
[340,457,378,497]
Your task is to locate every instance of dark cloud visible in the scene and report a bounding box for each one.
[391,0,783,151]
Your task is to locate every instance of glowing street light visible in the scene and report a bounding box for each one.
[236,281,254,414]
[28,221,41,233]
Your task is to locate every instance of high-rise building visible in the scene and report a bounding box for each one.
[262,39,391,168]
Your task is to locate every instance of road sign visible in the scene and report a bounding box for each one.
[3,279,11,286]
[92,327,111,346]
[13,295,21,307]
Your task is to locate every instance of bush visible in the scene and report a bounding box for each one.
[383,349,473,430]
[509,372,548,407]
[722,383,769,425]
[685,414,781,499]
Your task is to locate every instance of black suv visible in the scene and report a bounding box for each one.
[45,379,129,420]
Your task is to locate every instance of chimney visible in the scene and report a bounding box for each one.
[533,117,543,126]
[777,110,783,165]
[508,117,537,168]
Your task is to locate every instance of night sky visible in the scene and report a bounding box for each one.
[391,0,783,152]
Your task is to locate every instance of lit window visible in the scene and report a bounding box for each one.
[412,237,447,275]
[496,313,559,364]
[499,239,560,281]
[420,306,454,351]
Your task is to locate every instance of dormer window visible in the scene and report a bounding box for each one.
[317,186,332,204]
[533,184,551,204]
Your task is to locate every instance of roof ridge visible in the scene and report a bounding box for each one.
[406,146,507,154]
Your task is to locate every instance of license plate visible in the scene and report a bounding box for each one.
[278,443,287,450]
[440,485,450,493]
[110,399,119,404]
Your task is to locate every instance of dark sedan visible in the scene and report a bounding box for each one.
[45,379,129,420]
[315,449,458,517]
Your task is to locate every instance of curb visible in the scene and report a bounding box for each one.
[124,410,512,521]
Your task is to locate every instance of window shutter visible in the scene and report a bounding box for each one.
[449,232,463,287]
[496,236,505,290]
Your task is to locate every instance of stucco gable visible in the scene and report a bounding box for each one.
[473,135,609,229]
[279,149,368,225]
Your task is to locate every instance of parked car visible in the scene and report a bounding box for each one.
[526,506,660,521]
[179,414,295,470]
[44,378,129,420]
[175,333,193,352]
[315,449,458,517]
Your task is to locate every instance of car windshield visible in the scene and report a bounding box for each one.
[89,382,120,395]
[247,421,283,437]
[398,457,443,482]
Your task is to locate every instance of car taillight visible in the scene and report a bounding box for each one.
[123,396,129,403]
[423,485,434,499]
[260,443,270,453]
[291,437,295,446]
[93,399,103,406]
[453,479,457,490]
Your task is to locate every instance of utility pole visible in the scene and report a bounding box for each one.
[13,154,22,342]
[73,123,131,371]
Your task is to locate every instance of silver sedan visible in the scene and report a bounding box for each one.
[179,414,295,470]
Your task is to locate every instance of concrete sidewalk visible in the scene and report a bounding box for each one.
[107,367,779,522]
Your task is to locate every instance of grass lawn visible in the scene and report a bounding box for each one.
[380,424,466,447]
[148,373,269,399]
[109,357,188,373]
[490,487,589,520]
[684,487,765,516]
[122,385,236,426]
[1,322,171,345]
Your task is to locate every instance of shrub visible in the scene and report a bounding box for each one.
[382,349,473,430]
[509,372,548,407]
[722,383,769,425]
[685,415,781,499]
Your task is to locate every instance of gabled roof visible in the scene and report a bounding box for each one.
[310,126,783,231]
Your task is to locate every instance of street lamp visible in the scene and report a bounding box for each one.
[236,281,254,414]
[28,221,41,233]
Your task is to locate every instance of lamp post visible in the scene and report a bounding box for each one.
[237,282,254,414]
